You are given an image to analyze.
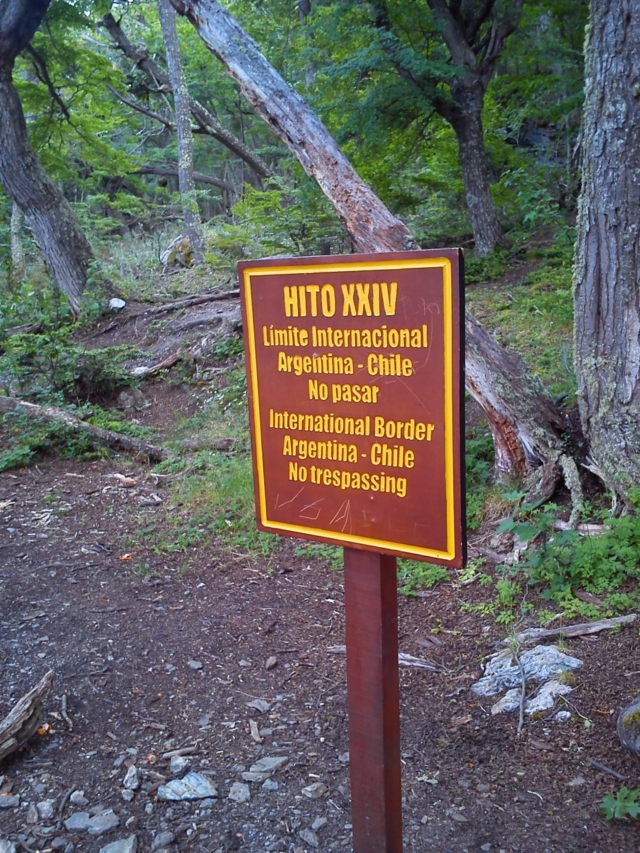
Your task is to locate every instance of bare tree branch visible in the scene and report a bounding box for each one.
[100,12,272,179]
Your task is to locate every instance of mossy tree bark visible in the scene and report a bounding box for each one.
[0,0,97,316]
[158,0,205,263]
[573,0,640,508]
[171,0,580,510]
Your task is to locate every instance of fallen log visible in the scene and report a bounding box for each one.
[0,397,173,462]
[506,613,637,646]
[122,289,240,322]
[0,670,54,762]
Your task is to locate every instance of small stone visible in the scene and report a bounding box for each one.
[157,773,218,802]
[87,810,120,836]
[37,799,56,820]
[0,841,17,853]
[0,794,20,809]
[246,699,271,713]
[567,776,586,788]
[311,817,327,831]
[480,844,492,852]
[27,803,39,824]
[228,783,250,804]
[187,660,203,671]
[109,298,126,311]
[299,828,319,848]
[123,765,140,791]
[64,812,92,832]
[249,756,289,774]
[144,804,155,815]
[239,659,251,668]
[121,790,134,803]
[301,782,327,800]
[51,839,68,851]
[63,844,74,853]
[262,779,279,792]
[70,791,88,806]
[242,772,269,783]
[338,752,350,764]
[169,755,190,776]
[553,710,572,722]
[617,695,640,755]
[266,656,278,670]
[152,831,175,850]
[98,837,138,853]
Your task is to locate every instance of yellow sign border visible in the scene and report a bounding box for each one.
[242,257,457,561]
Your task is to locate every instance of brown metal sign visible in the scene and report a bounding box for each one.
[239,249,465,566]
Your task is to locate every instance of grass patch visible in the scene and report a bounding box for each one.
[466,235,575,398]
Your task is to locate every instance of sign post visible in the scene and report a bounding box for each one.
[239,250,465,852]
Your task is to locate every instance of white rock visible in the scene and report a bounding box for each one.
[0,841,17,853]
[471,645,582,697]
[525,679,572,714]
[246,699,271,713]
[491,689,521,715]
[157,772,218,801]
[553,710,572,722]
[123,765,140,791]
[98,836,138,853]
[169,755,191,776]
[109,298,126,311]
[228,782,250,804]
[70,790,89,806]
[301,782,327,800]
[249,756,288,774]
[37,799,56,820]
[299,828,319,847]
[311,817,328,831]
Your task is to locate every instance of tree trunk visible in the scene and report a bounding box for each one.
[0,72,95,316]
[10,200,25,287]
[172,0,578,508]
[158,0,205,263]
[573,0,640,507]
[449,80,506,257]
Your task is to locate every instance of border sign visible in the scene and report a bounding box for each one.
[239,249,465,566]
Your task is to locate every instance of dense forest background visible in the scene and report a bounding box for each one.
[0,0,586,283]
[1,0,638,541]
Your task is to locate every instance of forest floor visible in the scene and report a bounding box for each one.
[1,294,640,853]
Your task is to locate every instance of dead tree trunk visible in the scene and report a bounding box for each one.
[171,0,579,509]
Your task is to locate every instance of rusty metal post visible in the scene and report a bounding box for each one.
[344,547,402,853]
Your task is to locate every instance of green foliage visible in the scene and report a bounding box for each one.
[0,404,153,472]
[204,179,348,275]
[398,560,449,595]
[0,327,143,404]
[293,542,342,569]
[466,231,575,397]
[600,787,640,820]
[496,492,640,614]
[460,573,526,626]
[465,422,495,530]
[148,452,276,559]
